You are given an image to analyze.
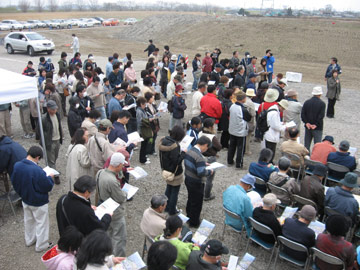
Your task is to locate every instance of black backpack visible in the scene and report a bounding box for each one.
[167,99,174,113]
[256,104,277,139]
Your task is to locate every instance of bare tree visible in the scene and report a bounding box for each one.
[76,0,85,11]
[88,0,98,11]
[48,0,58,12]
[62,1,73,11]
[35,0,44,12]
[18,0,30,13]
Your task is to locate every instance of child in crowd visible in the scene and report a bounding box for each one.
[186,116,202,148]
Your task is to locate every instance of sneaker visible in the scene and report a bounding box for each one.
[35,242,53,253]
[175,207,182,214]
[145,160,151,164]
[54,176,60,185]
[133,147,139,151]
[204,194,216,201]
[24,134,31,139]
[151,152,157,156]
[29,133,35,138]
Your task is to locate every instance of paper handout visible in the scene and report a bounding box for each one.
[349,147,357,157]
[206,162,226,171]
[192,219,215,245]
[228,253,256,270]
[158,101,168,112]
[122,183,139,200]
[113,252,146,270]
[127,132,144,145]
[95,198,120,220]
[128,167,148,180]
[309,221,325,237]
[279,206,298,224]
[179,135,194,152]
[122,104,136,111]
[285,121,296,128]
[178,213,189,223]
[43,166,60,176]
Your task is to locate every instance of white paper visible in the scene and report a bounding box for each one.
[113,137,127,147]
[192,219,215,245]
[228,78,233,83]
[208,80,216,85]
[309,221,325,237]
[286,72,302,83]
[87,100,90,108]
[178,213,189,223]
[155,85,161,93]
[164,67,169,71]
[238,253,256,270]
[279,206,298,224]
[129,167,148,180]
[122,183,139,200]
[206,162,226,171]
[95,198,120,220]
[113,252,146,270]
[123,104,136,111]
[43,166,60,176]
[227,255,239,270]
[179,135,194,152]
[158,101,168,112]
[127,132,144,145]
[324,186,329,195]
[158,62,164,68]
[349,147,357,157]
[253,102,260,112]
[285,121,296,128]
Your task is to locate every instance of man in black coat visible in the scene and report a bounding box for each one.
[67,96,83,138]
[210,63,222,86]
[144,40,156,57]
[301,86,326,151]
[56,175,112,236]
[233,65,246,89]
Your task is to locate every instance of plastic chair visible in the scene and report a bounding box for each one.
[310,247,345,270]
[326,162,349,186]
[274,236,310,269]
[245,217,277,268]
[141,234,155,259]
[267,182,292,207]
[292,194,317,210]
[304,159,324,177]
[253,176,267,197]
[222,206,244,251]
[281,152,303,182]
[0,188,21,218]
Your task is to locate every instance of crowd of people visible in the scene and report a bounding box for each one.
[0,37,358,270]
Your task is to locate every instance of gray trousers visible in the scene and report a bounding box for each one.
[47,140,60,169]
[304,129,322,152]
[108,216,127,257]
[0,110,11,137]
[171,117,183,130]
[204,156,216,198]
[19,106,33,134]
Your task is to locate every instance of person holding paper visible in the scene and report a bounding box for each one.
[81,109,101,138]
[108,62,124,89]
[172,85,187,129]
[284,89,302,131]
[186,117,202,148]
[280,127,309,168]
[200,85,222,124]
[75,229,125,270]
[11,146,54,252]
[192,82,206,117]
[218,89,234,149]
[257,58,268,88]
[136,97,153,164]
[76,85,95,120]
[87,76,107,120]
[108,89,126,116]
[192,53,202,91]
[202,51,213,73]
[145,92,160,155]
[315,215,355,270]
[159,126,186,215]
[210,64,222,86]
[56,175,112,237]
[67,96,83,138]
[0,135,27,178]
[97,153,128,257]
[124,86,141,133]
[233,65,246,90]
[156,215,200,270]
[184,136,213,227]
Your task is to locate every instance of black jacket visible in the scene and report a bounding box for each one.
[125,93,137,119]
[210,71,220,86]
[144,44,156,56]
[233,73,246,89]
[67,107,82,138]
[301,97,326,131]
[56,191,111,236]
[273,85,285,101]
[38,112,63,148]
[79,96,95,119]
[218,98,232,132]
[158,136,185,176]
[252,207,282,244]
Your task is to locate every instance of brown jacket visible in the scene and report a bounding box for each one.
[86,83,106,108]
[280,139,309,168]
[298,175,325,215]
[140,207,167,240]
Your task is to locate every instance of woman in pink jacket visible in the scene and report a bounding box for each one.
[42,226,83,270]
[202,51,213,73]
[124,60,137,88]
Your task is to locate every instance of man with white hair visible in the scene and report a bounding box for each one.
[301,86,326,151]
[140,194,168,240]
[96,152,128,256]
[252,193,282,244]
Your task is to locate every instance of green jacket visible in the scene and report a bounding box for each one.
[155,236,200,270]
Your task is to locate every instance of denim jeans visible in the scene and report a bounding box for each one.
[268,72,273,83]
[304,128,322,152]
[96,106,106,120]
[165,184,181,215]
[192,71,199,90]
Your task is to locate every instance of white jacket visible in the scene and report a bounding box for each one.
[66,144,92,190]
[166,81,176,101]
[229,103,248,137]
[191,91,203,116]
[264,104,286,143]
[73,255,114,270]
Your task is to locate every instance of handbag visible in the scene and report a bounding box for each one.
[63,87,70,97]
[162,164,179,182]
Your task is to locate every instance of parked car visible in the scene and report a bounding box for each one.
[1,20,23,30]
[27,20,46,28]
[78,18,94,28]
[124,18,138,25]
[48,19,71,29]
[41,20,51,27]
[4,32,55,56]
[93,17,104,23]
[19,21,33,29]
[67,19,81,27]
[87,18,101,26]
[103,18,119,26]
[0,23,11,31]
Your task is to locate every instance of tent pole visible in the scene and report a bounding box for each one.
[36,96,48,166]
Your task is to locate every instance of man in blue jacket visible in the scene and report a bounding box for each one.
[11,146,54,252]
[325,57,342,79]
[0,135,26,177]
[264,49,275,83]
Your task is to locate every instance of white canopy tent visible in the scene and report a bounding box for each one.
[0,68,48,164]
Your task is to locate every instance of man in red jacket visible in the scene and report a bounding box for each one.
[200,85,223,123]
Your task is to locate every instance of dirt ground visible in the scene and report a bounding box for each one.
[0,11,360,270]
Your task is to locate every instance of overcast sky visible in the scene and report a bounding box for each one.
[3,0,360,11]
